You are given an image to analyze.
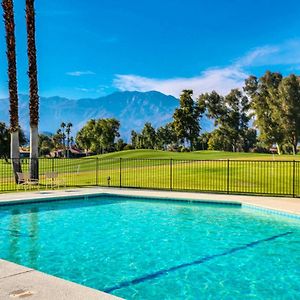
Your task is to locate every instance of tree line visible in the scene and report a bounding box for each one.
[67,71,299,155]
[38,122,74,157]
[244,72,300,154]
[128,89,256,152]
[1,70,299,161]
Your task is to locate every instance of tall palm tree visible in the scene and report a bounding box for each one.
[53,129,62,150]
[66,122,73,158]
[26,0,39,179]
[2,0,22,181]
[60,122,66,157]
[70,136,74,147]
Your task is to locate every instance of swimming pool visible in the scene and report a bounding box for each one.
[0,195,299,299]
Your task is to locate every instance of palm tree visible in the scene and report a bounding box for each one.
[70,136,74,147]
[66,122,73,158]
[2,0,22,181]
[60,122,66,157]
[53,129,62,150]
[26,0,39,180]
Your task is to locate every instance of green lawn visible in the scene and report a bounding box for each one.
[89,149,300,161]
[1,150,300,196]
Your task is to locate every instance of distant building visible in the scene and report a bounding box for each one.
[19,148,30,158]
[50,148,93,158]
[270,147,278,154]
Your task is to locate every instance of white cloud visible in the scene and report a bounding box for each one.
[235,46,279,67]
[114,67,247,97]
[75,85,111,95]
[113,39,300,97]
[238,40,300,67]
[66,71,96,77]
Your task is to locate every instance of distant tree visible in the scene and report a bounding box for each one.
[140,122,156,149]
[115,139,127,151]
[195,132,211,150]
[98,118,120,152]
[0,122,10,161]
[131,130,139,149]
[277,74,300,154]
[199,89,252,152]
[0,122,27,161]
[60,122,66,156]
[76,118,120,154]
[131,130,144,149]
[123,144,134,151]
[244,71,285,154]
[207,128,257,152]
[207,129,232,151]
[52,129,63,150]
[38,134,54,156]
[66,122,73,158]
[76,120,95,154]
[173,90,202,150]
[156,122,177,150]
[242,128,257,152]
[70,136,74,147]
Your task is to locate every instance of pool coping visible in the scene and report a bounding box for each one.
[0,259,123,300]
[1,187,300,217]
[0,187,300,299]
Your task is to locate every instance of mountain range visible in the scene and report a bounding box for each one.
[0,91,212,140]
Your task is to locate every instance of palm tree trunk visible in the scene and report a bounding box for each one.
[2,0,22,182]
[276,143,282,155]
[26,0,39,180]
[11,131,21,178]
[67,135,70,158]
[30,125,38,178]
[292,134,298,155]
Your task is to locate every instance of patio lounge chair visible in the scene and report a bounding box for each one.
[16,172,39,191]
[45,172,66,189]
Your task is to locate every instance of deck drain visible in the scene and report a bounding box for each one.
[9,289,34,298]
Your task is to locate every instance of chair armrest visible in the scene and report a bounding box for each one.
[27,179,39,183]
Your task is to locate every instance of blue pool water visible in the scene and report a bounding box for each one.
[0,196,300,299]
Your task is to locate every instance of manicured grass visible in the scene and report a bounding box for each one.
[1,150,300,196]
[89,149,300,161]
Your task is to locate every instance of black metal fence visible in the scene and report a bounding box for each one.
[0,158,300,197]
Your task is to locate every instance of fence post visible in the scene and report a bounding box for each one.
[170,158,173,191]
[120,158,122,188]
[227,159,230,194]
[96,158,99,186]
[293,160,295,197]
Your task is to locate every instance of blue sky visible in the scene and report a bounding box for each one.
[1,0,300,99]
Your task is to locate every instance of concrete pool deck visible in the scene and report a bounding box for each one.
[0,187,300,299]
[1,187,300,216]
[0,260,122,300]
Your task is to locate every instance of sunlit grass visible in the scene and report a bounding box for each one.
[1,150,299,196]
